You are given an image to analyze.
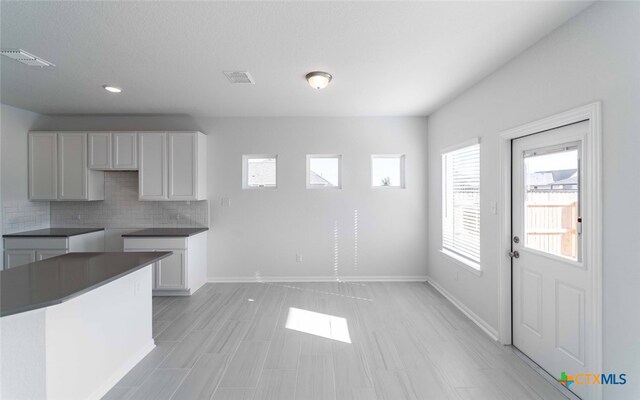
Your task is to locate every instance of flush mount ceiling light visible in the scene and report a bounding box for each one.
[306,71,332,90]
[102,85,122,93]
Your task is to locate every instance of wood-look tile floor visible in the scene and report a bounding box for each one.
[103,282,572,400]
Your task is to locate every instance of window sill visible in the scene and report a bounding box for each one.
[306,186,342,190]
[440,249,482,276]
[243,186,278,190]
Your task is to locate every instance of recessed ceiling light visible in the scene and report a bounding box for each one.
[102,85,122,93]
[306,71,332,90]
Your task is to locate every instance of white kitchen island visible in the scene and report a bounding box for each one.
[0,252,171,400]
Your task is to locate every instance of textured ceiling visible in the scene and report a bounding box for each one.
[0,1,593,117]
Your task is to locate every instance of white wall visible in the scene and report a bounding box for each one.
[426,2,639,398]
[1,104,40,202]
[30,115,429,280]
[0,104,45,268]
[206,117,428,280]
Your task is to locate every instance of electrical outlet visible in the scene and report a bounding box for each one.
[221,197,231,207]
[296,254,303,263]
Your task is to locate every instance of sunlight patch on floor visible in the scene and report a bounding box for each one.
[285,307,352,343]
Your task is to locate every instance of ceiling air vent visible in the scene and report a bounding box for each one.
[1,49,55,67]
[223,71,255,84]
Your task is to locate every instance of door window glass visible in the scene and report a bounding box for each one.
[523,145,580,261]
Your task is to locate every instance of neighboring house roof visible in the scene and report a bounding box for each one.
[309,170,334,186]
[248,159,336,187]
[553,174,578,186]
[528,169,577,189]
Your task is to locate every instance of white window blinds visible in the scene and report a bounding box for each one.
[442,143,481,266]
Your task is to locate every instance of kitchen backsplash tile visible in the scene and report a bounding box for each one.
[2,200,50,234]
[50,171,208,228]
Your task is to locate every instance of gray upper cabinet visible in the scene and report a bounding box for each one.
[168,132,207,201]
[113,132,138,169]
[29,132,58,200]
[88,132,111,169]
[138,132,168,200]
[29,132,104,201]
[29,131,203,202]
[139,131,206,201]
[58,132,88,200]
[88,132,138,170]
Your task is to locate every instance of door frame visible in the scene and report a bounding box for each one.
[497,102,602,398]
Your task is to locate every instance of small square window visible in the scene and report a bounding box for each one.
[243,155,277,189]
[307,155,342,189]
[372,155,405,188]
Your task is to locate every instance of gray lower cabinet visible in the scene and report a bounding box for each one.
[3,231,105,269]
[37,249,68,261]
[5,249,68,268]
[4,250,37,269]
[123,232,207,295]
[156,250,186,290]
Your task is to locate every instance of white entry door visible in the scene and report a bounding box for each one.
[512,121,593,400]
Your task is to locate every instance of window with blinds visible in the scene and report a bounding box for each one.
[442,142,480,268]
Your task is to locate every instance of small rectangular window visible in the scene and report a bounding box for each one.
[372,155,405,188]
[307,155,341,189]
[442,140,480,270]
[243,155,277,189]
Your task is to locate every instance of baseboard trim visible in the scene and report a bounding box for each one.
[87,340,155,400]
[153,289,191,296]
[207,275,428,283]
[426,276,499,341]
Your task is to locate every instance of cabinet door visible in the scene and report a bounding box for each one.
[88,132,112,169]
[29,132,58,200]
[113,132,138,170]
[123,247,158,289]
[156,250,187,290]
[138,132,168,200]
[152,263,160,290]
[4,250,36,269]
[58,132,88,200]
[36,249,68,261]
[167,132,198,200]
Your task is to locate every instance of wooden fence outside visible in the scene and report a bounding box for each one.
[525,190,578,259]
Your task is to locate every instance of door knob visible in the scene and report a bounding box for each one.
[509,251,520,259]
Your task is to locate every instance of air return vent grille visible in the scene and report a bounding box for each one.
[223,71,255,84]
[1,49,55,67]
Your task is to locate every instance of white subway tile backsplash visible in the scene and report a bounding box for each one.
[50,171,208,228]
[2,200,50,234]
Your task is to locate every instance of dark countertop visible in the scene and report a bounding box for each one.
[3,228,105,238]
[122,227,209,237]
[0,252,172,317]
